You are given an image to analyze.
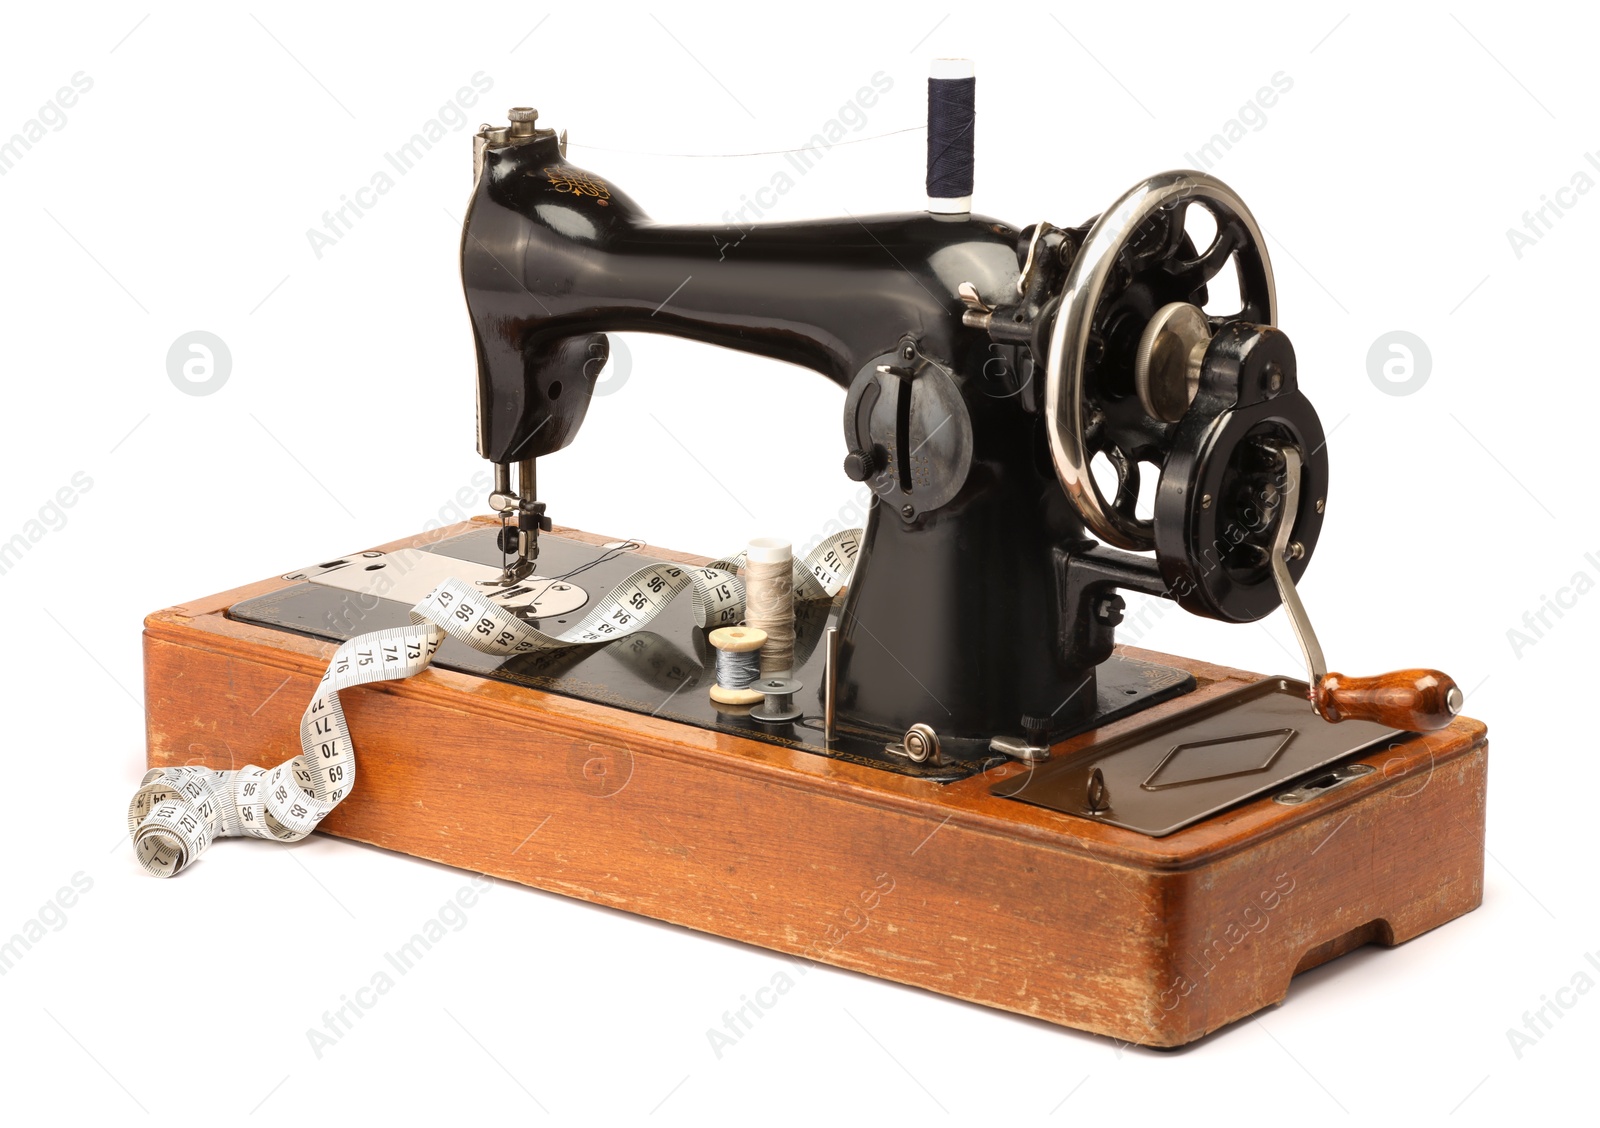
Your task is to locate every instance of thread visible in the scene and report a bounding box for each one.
[744,537,795,675]
[567,125,925,160]
[926,60,975,209]
[714,647,761,690]
[750,677,803,724]
[707,625,768,706]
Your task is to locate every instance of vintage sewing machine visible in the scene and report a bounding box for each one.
[142,70,1486,1046]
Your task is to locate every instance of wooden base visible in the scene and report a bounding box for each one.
[143,520,1487,1047]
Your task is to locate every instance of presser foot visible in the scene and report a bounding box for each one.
[479,556,538,589]
[485,458,551,590]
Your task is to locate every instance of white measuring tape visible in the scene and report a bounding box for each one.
[128,530,862,877]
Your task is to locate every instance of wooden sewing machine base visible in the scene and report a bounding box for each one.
[142,520,1488,1047]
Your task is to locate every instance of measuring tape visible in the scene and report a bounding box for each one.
[128,530,862,877]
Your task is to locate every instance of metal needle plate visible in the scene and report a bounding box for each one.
[993,677,1404,836]
[286,548,590,618]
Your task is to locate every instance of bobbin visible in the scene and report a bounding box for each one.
[749,677,804,724]
[707,625,768,706]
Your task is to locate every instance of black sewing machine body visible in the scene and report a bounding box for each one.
[458,122,1332,758]
[465,131,1090,748]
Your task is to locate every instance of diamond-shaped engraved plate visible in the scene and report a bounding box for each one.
[1141,729,1295,790]
[994,678,1403,836]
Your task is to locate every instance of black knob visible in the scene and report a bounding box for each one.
[843,448,879,482]
[1020,714,1053,741]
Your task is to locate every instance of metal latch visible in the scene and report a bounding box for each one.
[1274,763,1375,806]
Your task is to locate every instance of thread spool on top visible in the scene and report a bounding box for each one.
[743,537,795,676]
[926,58,975,214]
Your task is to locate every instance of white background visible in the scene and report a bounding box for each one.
[1,2,1593,1123]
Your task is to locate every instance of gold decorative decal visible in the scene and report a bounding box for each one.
[544,167,611,205]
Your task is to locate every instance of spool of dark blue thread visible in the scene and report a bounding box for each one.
[926,59,975,213]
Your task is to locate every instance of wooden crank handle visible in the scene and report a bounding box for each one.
[1310,669,1463,731]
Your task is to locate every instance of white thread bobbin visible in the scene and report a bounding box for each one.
[708,625,768,706]
[743,537,794,675]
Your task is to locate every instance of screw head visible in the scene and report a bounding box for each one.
[1093,594,1126,627]
[1201,493,1212,509]
[900,504,915,519]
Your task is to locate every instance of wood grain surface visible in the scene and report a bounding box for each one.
[143,519,1488,1045]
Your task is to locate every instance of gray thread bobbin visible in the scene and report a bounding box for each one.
[715,646,760,690]
[708,626,768,707]
[749,676,803,724]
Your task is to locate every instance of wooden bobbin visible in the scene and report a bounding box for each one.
[708,626,768,706]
